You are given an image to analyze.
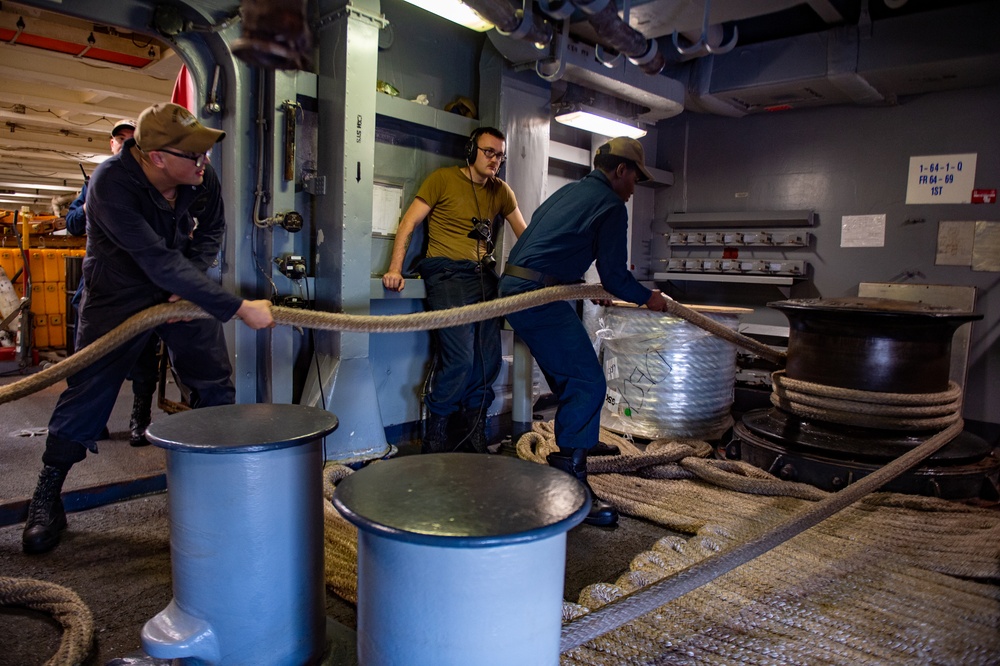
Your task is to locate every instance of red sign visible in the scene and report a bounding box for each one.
[971,189,997,204]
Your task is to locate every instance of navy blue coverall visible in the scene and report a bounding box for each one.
[499,170,652,451]
[66,182,160,396]
[43,139,243,469]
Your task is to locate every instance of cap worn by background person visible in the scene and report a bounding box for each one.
[598,137,653,183]
[110,119,137,138]
[135,102,226,154]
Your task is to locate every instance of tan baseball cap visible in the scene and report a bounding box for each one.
[110,119,137,137]
[597,137,653,182]
[135,103,225,153]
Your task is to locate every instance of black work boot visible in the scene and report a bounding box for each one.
[546,448,618,527]
[462,410,490,454]
[129,391,154,447]
[421,413,451,454]
[588,441,620,456]
[22,465,69,554]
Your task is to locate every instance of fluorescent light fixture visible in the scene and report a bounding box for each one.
[0,181,79,192]
[401,0,494,31]
[554,106,647,139]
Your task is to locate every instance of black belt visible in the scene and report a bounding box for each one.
[503,263,564,286]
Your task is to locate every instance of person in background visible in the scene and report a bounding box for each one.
[499,137,671,527]
[382,127,527,454]
[66,119,160,447]
[22,103,275,555]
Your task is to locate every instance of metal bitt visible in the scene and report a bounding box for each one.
[769,296,981,393]
[141,404,339,665]
[333,454,590,666]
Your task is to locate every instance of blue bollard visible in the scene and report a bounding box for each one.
[141,403,339,665]
[333,453,590,666]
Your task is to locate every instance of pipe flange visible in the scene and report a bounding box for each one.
[627,37,658,67]
[497,9,535,41]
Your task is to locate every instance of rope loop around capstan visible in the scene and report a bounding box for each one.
[770,371,964,431]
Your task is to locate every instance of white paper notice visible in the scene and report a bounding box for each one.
[972,221,1000,272]
[841,214,886,248]
[905,153,977,204]
[935,221,976,266]
[372,182,404,235]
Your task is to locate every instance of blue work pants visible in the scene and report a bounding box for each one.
[72,276,160,397]
[43,318,234,468]
[420,258,501,418]
[500,287,605,451]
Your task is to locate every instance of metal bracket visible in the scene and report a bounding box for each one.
[302,171,326,196]
[572,0,611,16]
[537,0,575,20]
[314,5,389,31]
[672,0,738,56]
[535,18,571,82]
[204,66,222,115]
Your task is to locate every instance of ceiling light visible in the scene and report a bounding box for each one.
[0,182,79,192]
[554,106,647,139]
[400,0,494,31]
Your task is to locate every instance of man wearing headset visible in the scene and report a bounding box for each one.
[382,127,527,454]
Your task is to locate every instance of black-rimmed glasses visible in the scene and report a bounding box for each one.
[475,146,506,163]
[159,148,211,168]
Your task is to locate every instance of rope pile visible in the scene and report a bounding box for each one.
[0,577,93,666]
[320,422,999,664]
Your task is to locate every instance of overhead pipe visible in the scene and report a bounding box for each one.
[569,0,665,75]
[463,0,554,47]
[231,0,313,70]
[468,0,663,75]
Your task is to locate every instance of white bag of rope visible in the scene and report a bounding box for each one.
[594,303,741,441]
[0,265,21,347]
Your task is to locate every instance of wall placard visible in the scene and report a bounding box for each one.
[972,221,1000,272]
[372,182,404,236]
[936,221,976,266]
[841,214,885,248]
[905,153,977,204]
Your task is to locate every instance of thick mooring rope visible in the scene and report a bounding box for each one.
[771,370,964,430]
[0,284,782,663]
[0,576,93,666]
[320,422,999,664]
[0,284,783,407]
[557,420,965,652]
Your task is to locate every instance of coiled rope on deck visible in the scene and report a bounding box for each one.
[556,420,966,652]
[0,576,93,666]
[0,284,783,406]
[320,420,999,664]
[552,359,973,652]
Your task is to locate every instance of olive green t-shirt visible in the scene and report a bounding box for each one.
[416,166,517,262]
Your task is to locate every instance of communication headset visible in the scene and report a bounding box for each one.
[465,128,486,164]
